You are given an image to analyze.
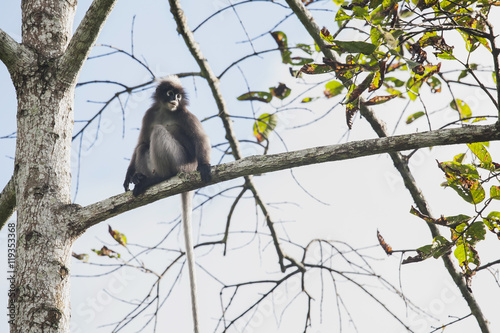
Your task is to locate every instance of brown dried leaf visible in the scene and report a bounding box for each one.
[362,94,398,105]
[377,230,393,255]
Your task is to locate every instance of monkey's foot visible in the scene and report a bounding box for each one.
[131,173,147,185]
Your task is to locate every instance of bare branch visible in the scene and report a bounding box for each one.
[59,0,119,85]
[168,0,242,159]
[71,123,500,235]
[168,0,294,272]
[0,28,35,75]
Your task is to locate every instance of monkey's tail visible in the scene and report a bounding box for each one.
[181,191,200,333]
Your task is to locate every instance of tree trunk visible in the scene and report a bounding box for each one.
[11,1,76,332]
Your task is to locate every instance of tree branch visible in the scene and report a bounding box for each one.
[168,0,293,271]
[0,176,16,230]
[268,1,494,330]
[71,123,500,236]
[168,0,242,159]
[58,0,118,85]
[361,103,491,333]
[0,28,35,75]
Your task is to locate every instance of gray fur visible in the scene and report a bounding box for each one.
[123,76,211,195]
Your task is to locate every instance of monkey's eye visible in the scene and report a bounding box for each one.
[166,90,174,97]
[175,93,182,100]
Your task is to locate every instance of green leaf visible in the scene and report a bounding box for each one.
[324,80,345,98]
[444,214,472,228]
[301,97,320,103]
[419,31,437,47]
[296,43,313,55]
[439,161,485,204]
[385,77,405,87]
[484,212,500,235]
[406,111,425,124]
[430,236,453,258]
[333,40,378,55]
[369,68,384,92]
[476,36,492,52]
[459,30,480,53]
[453,153,466,163]
[426,76,441,93]
[335,8,351,22]
[352,6,369,18]
[410,206,470,228]
[298,63,338,76]
[491,186,500,200]
[403,236,453,264]
[237,91,273,103]
[382,30,398,50]
[405,58,422,71]
[406,77,422,101]
[290,57,314,66]
[453,222,484,269]
[369,5,386,25]
[458,70,468,81]
[253,113,278,142]
[320,27,334,44]
[472,117,487,123]
[467,142,492,164]
[385,87,404,97]
[436,52,456,60]
[450,99,472,120]
[271,31,292,64]
[467,222,486,246]
[333,0,344,5]
[370,26,383,45]
[109,225,127,247]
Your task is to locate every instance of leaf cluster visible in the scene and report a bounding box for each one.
[402,143,500,288]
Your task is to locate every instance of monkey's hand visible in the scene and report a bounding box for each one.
[197,163,212,183]
[123,178,130,192]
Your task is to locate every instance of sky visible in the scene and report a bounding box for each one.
[1,1,500,332]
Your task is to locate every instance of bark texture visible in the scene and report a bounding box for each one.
[12,1,76,331]
[4,1,117,332]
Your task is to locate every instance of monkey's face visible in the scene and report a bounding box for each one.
[156,83,183,111]
[163,90,182,111]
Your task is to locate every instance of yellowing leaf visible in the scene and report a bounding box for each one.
[490,186,500,200]
[467,142,492,164]
[324,80,344,98]
[108,225,127,247]
[450,99,472,120]
[253,113,278,142]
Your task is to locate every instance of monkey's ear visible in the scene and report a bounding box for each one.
[197,164,211,183]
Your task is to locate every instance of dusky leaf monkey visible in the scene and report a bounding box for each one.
[124,75,211,333]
